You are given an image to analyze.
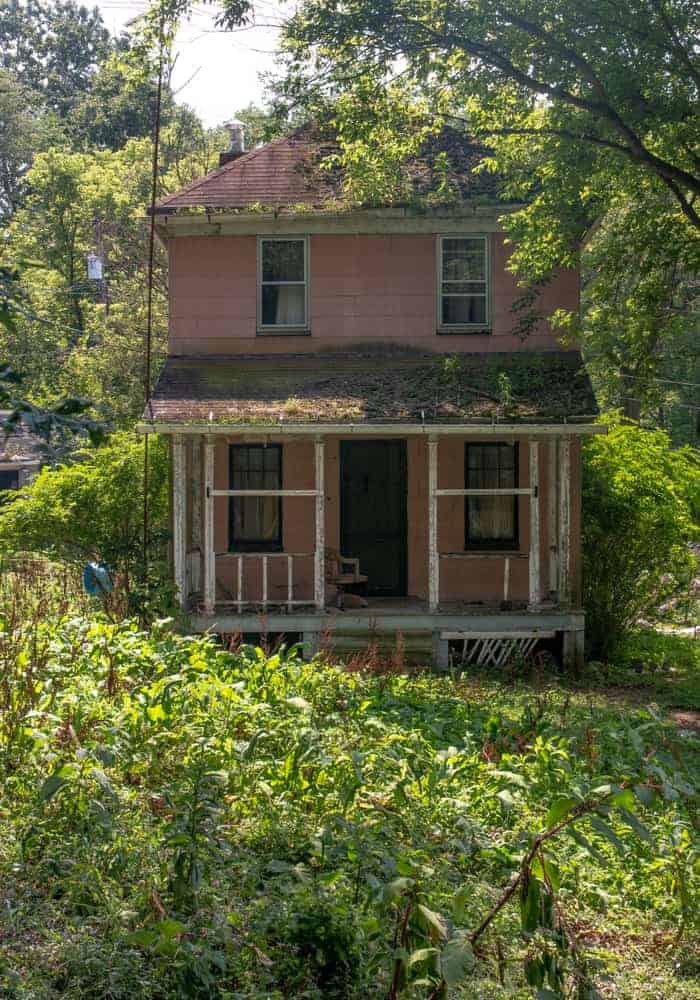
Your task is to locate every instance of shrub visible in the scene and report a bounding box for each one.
[582,414,699,657]
[0,432,169,604]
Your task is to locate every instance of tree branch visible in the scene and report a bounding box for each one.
[646,0,700,90]
[469,793,614,947]
[659,176,700,229]
[396,15,700,199]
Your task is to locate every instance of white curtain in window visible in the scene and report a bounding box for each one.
[271,286,305,325]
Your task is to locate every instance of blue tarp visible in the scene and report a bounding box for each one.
[83,562,113,595]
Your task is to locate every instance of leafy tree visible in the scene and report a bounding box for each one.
[246,0,700,426]
[582,415,700,657]
[0,69,62,220]
[0,0,111,119]
[0,141,167,417]
[0,432,169,587]
[68,52,163,151]
[234,102,291,148]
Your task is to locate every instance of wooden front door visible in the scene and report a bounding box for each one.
[340,440,407,597]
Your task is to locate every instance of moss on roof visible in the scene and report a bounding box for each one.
[157,124,507,212]
[145,351,598,426]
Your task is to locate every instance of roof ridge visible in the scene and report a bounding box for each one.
[157,131,297,208]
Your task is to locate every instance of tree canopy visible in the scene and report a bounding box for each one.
[247,0,699,427]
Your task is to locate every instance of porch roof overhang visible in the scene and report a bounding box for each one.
[139,350,603,436]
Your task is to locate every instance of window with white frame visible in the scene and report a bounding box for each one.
[439,235,489,329]
[258,237,308,331]
[465,442,519,549]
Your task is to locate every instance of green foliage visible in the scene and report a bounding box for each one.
[582,416,700,656]
[0,68,61,220]
[585,629,700,710]
[264,0,700,434]
[0,0,111,119]
[0,616,698,998]
[234,102,291,149]
[0,432,169,587]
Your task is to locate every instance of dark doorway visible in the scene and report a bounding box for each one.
[340,440,407,597]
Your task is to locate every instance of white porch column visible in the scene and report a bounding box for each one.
[172,434,187,609]
[547,437,559,600]
[203,437,215,615]
[428,435,439,612]
[314,436,325,611]
[528,438,540,609]
[190,436,202,593]
[557,437,571,607]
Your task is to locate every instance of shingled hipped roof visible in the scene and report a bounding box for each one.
[144,351,597,426]
[156,125,504,212]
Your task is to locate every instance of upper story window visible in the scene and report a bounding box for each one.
[439,235,489,331]
[257,237,309,333]
[465,442,518,550]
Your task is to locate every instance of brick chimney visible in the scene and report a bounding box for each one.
[219,119,246,166]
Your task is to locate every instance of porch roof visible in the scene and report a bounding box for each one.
[143,350,598,428]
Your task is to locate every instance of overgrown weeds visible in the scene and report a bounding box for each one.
[0,616,698,998]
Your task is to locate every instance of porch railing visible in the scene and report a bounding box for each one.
[441,552,529,605]
[214,551,315,613]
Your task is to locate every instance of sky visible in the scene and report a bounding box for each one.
[95,1,283,127]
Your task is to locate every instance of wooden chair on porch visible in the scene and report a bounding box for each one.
[324,548,368,609]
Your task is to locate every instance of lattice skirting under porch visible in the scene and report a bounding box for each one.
[443,630,556,668]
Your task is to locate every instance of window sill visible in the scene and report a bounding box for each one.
[462,548,522,556]
[256,327,311,337]
[437,327,492,336]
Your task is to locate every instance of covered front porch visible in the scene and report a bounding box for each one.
[164,425,591,668]
[140,349,602,668]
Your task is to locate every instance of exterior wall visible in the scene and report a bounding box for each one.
[193,433,582,608]
[168,233,578,356]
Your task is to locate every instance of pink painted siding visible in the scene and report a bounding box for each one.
[168,233,578,355]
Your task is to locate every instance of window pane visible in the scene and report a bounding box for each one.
[468,497,515,541]
[230,446,281,548]
[262,284,306,326]
[466,444,517,547]
[0,470,19,490]
[262,240,305,282]
[442,238,486,281]
[442,295,486,326]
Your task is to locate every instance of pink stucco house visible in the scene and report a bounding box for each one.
[140,123,601,667]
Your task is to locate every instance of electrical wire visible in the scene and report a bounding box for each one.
[143,12,166,572]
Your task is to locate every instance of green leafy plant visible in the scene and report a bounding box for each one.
[582,415,700,656]
[0,431,171,613]
[0,616,698,998]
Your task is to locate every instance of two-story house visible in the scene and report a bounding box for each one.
[139,122,601,668]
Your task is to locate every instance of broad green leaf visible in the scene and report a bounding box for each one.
[416,904,448,943]
[520,876,541,933]
[154,919,186,938]
[407,946,438,968]
[611,787,636,811]
[617,807,654,845]
[125,929,158,949]
[492,769,528,789]
[441,934,474,984]
[589,816,627,856]
[634,784,656,806]
[545,796,577,827]
[38,773,68,802]
[452,884,471,923]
